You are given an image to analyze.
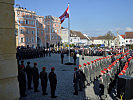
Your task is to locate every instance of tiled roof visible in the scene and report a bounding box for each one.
[90,36,116,40]
[120,35,125,39]
[70,30,88,39]
[125,32,133,39]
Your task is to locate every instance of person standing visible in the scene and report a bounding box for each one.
[18,65,27,97]
[40,67,48,95]
[32,62,39,92]
[61,51,64,64]
[73,67,80,95]
[73,52,77,65]
[49,67,57,98]
[25,61,33,89]
[78,64,86,91]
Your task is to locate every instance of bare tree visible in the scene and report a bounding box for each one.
[104,31,114,47]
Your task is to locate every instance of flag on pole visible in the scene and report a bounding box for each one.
[59,4,69,24]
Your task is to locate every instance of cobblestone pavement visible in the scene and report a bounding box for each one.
[20,54,112,100]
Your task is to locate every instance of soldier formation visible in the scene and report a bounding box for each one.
[18,62,57,98]
[77,49,133,99]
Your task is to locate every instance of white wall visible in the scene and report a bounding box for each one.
[80,39,89,45]
[70,37,80,45]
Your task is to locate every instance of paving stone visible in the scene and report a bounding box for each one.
[20,54,113,100]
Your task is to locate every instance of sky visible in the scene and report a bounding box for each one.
[15,0,133,36]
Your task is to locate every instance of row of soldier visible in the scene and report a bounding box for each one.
[16,48,51,60]
[78,50,133,99]
[18,61,57,98]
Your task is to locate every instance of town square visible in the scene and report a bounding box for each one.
[0,0,133,100]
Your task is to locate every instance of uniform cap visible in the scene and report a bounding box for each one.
[91,61,94,63]
[21,61,24,63]
[116,59,119,61]
[42,67,46,70]
[99,58,101,60]
[87,62,90,65]
[108,67,111,69]
[51,67,55,70]
[119,73,123,75]
[94,60,96,62]
[34,62,37,65]
[122,70,126,73]
[104,68,107,71]
[79,65,82,67]
[83,63,87,66]
[101,70,106,74]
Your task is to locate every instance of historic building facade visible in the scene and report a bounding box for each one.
[15,8,45,48]
[44,15,61,47]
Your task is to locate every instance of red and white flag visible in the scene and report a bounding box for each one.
[59,4,69,24]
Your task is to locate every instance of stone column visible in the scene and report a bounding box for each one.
[0,0,20,100]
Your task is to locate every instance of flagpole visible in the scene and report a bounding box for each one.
[68,3,70,62]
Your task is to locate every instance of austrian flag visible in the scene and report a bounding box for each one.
[59,5,69,24]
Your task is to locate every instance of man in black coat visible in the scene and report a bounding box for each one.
[49,67,57,98]
[73,67,80,95]
[61,51,64,64]
[32,62,39,92]
[40,67,48,95]
[18,65,27,97]
[25,61,33,89]
[73,52,77,65]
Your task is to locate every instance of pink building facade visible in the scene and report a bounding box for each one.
[44,15,61,47]
[15,8,45,48]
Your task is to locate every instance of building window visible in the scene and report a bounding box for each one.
[20,19,23,23]
[52,35,54,39]
[26,37,29,43]
[37,30,39,35]
[32,37,34,42]
[26,29,29,34]
[41,31,43,35]
[37,21,39,27]
[25,20,29,24]
[32,30,34,34]
[31,20,34,25]
[21,38,24,43]
[41,24,43,28]
[55,36,57,39]
[20,29,24,34]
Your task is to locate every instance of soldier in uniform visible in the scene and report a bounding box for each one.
[18,65,27,97]
[99,71,105,100]
[78,64,86,91]
[73,67,79,95]
[32,62,39,92]
[19,60,25,71]
[49,67,57,98]
[90,61,94,83]
[25,61,33,89]
[40,67,48,95]
[61,51,64,64]
[73,52,77,65]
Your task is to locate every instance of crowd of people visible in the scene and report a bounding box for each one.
[75,49,133,99]
[18,61,57,98]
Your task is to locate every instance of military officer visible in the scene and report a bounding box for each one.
[49,67,57,98]
[73,67,80,95]
[18,65,27,97]
[32,62,39,92]
[40,67,48,95]
[25,61,33,89]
